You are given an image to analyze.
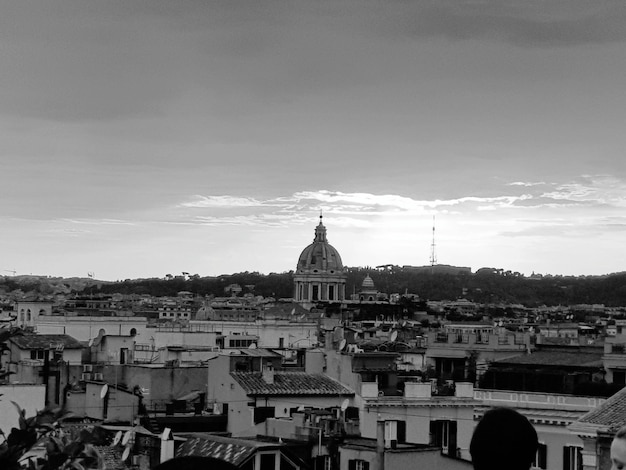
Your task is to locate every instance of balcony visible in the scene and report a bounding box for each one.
[362,380,474,400]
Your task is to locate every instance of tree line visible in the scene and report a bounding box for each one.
[3,268,626,307]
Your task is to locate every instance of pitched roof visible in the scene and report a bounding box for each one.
[176,435,279,466]
[231,371,354,396]
[10,333,83,350]
[573,386,626,432]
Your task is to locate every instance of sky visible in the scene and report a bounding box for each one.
[2,0,626,281]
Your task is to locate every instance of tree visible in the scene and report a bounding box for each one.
[0,403,103,470]
[1,326,104,469]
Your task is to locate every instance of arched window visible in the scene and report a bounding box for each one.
[130,328,137,336]
[20,309,25,323]
[27,309,32,322]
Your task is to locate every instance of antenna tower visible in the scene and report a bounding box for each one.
[429,216,437,267]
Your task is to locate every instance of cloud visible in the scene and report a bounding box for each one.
[180,195,266,208]
[509,181,547,187]
[374,2,626,48]
[60,218,136,226]
[291,190,532,212]
[540,175,626,206]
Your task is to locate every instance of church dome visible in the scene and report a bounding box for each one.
[362,274,375,289]
[296,216,344,274]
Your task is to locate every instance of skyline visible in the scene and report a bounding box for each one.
[2,1,626,281]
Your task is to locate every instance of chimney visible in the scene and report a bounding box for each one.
[262,364,275,385]
[160,428,174,464]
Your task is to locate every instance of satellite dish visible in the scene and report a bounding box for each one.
[112,431,123,446]
[341,398,349,411]
[390,331,398,342]
[122,430,132,446]
[161,428,172,441]
[338,339,347,352]
[402,321,407,328]
[290,308,296,316]
[88,338,94,347]
[100,384,109,399]
[248,343,257,349]
[122,446,131,462]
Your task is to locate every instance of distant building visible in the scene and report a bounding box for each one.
[357,275,379,302]
[293,216,347,309]
[14,300,53,329]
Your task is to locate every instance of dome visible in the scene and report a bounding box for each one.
[362,274,375,289]
[296,216,343,274]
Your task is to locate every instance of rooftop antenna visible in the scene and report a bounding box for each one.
[429,215,437,268]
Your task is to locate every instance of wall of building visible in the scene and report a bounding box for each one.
[15,301,52,328]
[36,316,148,342]
[188,320,319,349]
[535,422,585,470]
[92,336,136,364]
[311,349,362,394]
[94,364,208,409]
[360,405,476,461]
[475,388,602,470]
[339,446,382,470]
[65,382,139,422]
[151,331,220,349]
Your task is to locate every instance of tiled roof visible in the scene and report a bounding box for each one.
[493,350,602,368]
[231,371,354,396]
[575,386,626,432]
[10,333,84,350]
[176,435,277,466]
[94,446,125,470]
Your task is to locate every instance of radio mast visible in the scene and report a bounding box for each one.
[429,216,437,267]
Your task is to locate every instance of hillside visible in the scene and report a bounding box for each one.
[4,267,626,307]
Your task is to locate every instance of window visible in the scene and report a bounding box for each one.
[614,370,626,385]
[315,456,332,470]
[397,420,407,443]
[260,453,276,470]
[430,420,458,456]
[563,445,582,470]
[534,443,547,469]
[254,406,275,424]
[30,350,46,360]
[348,460,369,470]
